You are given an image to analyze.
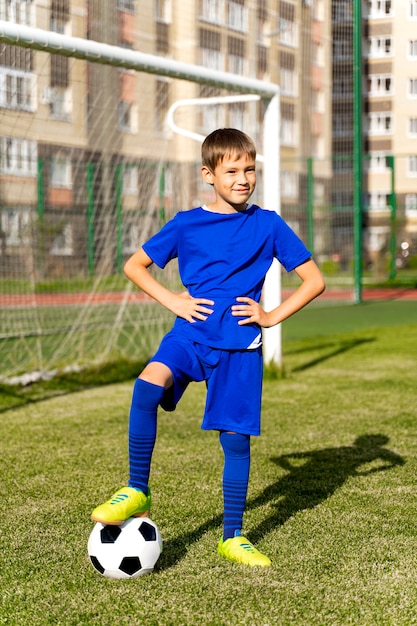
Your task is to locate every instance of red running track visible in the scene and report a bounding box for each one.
[0,288,416,308]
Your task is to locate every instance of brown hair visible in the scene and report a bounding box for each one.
[201,128,256,172]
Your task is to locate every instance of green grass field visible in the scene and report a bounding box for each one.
[1,300,417,625]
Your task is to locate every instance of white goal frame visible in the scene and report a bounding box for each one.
[0,20,282,365]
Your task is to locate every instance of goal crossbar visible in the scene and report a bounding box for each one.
[0,21,279,98]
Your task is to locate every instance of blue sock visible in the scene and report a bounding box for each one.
[219,431,251,541]
[128,378,165,493]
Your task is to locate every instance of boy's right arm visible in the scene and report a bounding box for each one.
[124,247,214,323]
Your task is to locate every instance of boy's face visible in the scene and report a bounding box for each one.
[201,152,256,212]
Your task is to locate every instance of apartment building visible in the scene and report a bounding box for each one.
[332,0,417,268]
[364,0,417,263]
[0,0,332,277]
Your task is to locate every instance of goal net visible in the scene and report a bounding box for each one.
[0,3,283,382]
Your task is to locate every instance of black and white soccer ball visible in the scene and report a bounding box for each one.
[88,517,162,579]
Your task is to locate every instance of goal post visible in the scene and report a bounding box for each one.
[0,21,282,379]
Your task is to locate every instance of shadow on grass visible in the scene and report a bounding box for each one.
[247,434,405,544]
[157,434,404,571]
[0,358,147,413]
[289,337,375,373]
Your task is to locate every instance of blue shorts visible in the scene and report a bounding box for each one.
[148,330,263,436]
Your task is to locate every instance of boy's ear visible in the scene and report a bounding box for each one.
[201,165,214,186]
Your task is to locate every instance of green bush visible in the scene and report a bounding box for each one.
[407,254,417,270]
[321,258,340,275]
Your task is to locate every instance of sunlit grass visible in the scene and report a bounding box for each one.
[1,310,417,624]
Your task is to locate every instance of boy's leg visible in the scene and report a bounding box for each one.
[220,431,250,540]
[91,363,172,525]
[217,430,271,567]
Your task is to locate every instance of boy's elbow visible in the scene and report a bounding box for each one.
[123,258,134,279]
[313,273,326,297]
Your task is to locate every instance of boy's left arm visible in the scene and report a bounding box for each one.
[231,259,325,328]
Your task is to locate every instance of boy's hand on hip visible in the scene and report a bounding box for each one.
[171,291,214,323]
[231,297,272,327]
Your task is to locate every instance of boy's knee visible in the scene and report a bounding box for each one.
[140,361,173,388]
[131,378,165,411]
[219,431,250,457]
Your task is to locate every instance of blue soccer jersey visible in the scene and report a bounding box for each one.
[142,204,311,350]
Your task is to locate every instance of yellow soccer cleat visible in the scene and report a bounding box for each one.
[91,487,151,525]
[217,532,272,567]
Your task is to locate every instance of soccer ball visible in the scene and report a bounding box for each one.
[88,517,163,579]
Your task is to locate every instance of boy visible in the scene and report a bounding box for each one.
[91,128,325,567]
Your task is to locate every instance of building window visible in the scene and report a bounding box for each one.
[229,102,245,129]
[368,112,393,135]
[156,21,169,54]
[312,137,325,159]
[408,155,417,177]
[281,170,298,198]
[227,0,247,33]
[279,19,298,48]
[0,208,30,246]
[409,1,417,19]
[366,0,393,18]
[198,85,224,132]
[366,192,390,211]
[367,153,390,172]
[50,15,69,35]
[408,78,417,97]
[50,153,72,188]
[334,156,352,172]
[257,45,267,79]
[405,193,417,215]
[280,68,298,96]
[331,191,353,208]
[49,2,71,119]
[367,36,393,58]
[200,46,223,70]
[0,137,37,175]
[119,101,131,131]
[155,0,171,23]
[314,0,325,20]
[155,79,169,133]
[280,118,298,147]
[409,40,417,57]
[367,74,393,96]
[228,53,246,74]
[200,0,222,24]
[332,2,352,21]
[50,223,73,256]
[123,165,139,194]
[200,29,223,70]
[118,0,135,12]
[334,117,353,136]
[312,89,324,112]
[49,86,72,120]
[0,0,34,25]
[333,39,352,60]
[334,74,353,95]
[0,67,34,111]
[409,118,417,136]
[313,42,325,65]
[228,36,246,74]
